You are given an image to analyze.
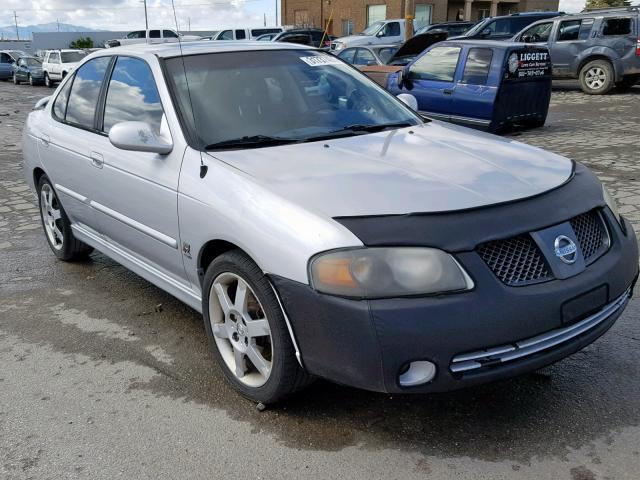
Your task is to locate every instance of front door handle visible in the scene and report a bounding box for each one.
[90,152,104,169]
[443,88,454,95]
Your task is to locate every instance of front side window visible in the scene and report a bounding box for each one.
[149,30,161,38]
[102,57,163,134]
[520,22,553,42]
[165,50,420,149]
[382,22,401,37]
[0,53,12,64]
[163,30,179,38]
[337,48,356,64]
[354,48,376,66]
[557,20,581,41]
[218,30,233,40]
[362,21,385,35]
[410,46,461,82]
[65,57,111,128]
[602,18,632,36]
[127,31,144,39]
[61,51,87,63]
[461,48,493,85]
[378,47,398,64]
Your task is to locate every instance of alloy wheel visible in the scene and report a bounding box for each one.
[12,74,17,85]
[40,183,63,251]
[29,74,33,86]
[209,272,273,387]
[585,67,607,90]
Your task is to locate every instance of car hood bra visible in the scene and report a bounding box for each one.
[208,121,573,218]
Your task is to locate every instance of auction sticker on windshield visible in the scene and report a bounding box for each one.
[300,55,343,67]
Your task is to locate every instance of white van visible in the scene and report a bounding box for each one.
[213,27,284,40]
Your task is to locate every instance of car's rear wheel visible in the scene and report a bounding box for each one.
[579,60,614,95]
[202,250,312,404]
[37,175,93,261]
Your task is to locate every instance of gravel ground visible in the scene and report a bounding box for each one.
[1,79,639,480]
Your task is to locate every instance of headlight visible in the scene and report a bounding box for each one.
[603,184,622,225]
[310,247,473,298]
[333,42,345,50]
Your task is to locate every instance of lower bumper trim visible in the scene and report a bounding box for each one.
[450,288,631,373]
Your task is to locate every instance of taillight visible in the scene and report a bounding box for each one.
[636,38,640,56]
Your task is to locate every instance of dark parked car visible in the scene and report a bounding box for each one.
[416,21,476,37]
[388,40,553,131]
[0,51,14,80]
[12,56,45,85]
[453,12,562,41]
[272,29,335,49]
[336,44,400,66]
[514,6,640,94]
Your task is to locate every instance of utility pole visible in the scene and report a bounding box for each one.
[57,19,60,32]
[275,0,278,26]
[13,11,20,41]
[404,0,414,41]
[188,17,191,31]
[143,0,149,38]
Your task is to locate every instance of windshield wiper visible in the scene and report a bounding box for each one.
[204,135,300,151]
[300,122,416,143]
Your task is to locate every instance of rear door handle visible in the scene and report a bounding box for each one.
[90,151,104,169]
[443,88,454,95]
[41,134,50,147]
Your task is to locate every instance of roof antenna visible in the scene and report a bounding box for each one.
[170,0,208,179]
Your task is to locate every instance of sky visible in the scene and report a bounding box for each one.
[2,0,639,32]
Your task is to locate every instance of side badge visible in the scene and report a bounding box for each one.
[182,242,192,259]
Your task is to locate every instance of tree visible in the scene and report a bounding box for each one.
[69,37,94,49]
[585,0,631,9]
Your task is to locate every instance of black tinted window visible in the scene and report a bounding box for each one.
[603,18,632,36]
[52,77,73,120]
[103,57,163,134]
[384,22,401,36]
[65,57,111,128]
[337,49,356,64]
[163,30,178,38]
[0,53,11,64]
[219,30,233,40]
[410,46,461,82]
[462,48,492,85]
[149,30,161,38]
[558,20,581,41]
[235,30,246,40]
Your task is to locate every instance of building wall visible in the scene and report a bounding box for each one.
[283,0,559,35]
[0,40,33,53]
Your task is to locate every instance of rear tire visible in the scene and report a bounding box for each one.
[37,175,93,261]
[202,250,312,404]
[579,60,614,95]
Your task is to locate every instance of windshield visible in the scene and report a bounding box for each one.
[61,51,87,63]
[165,50,420,150]
[360,22,384,36]
[25,58,42,67]
[464,19,490,36]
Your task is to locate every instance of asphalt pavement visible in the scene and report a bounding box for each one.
[1,80,639,479]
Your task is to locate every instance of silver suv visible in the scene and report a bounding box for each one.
[22,42,638,403]
[514,7,640,94]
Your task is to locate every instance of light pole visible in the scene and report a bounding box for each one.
[142,0,149,36]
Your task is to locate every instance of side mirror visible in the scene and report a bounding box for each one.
[480,28,491,38]
[376,30,385,38]
[397,93,418,111]
[109,121,173,155]
[34,96,51,111]
[397,67,413,90]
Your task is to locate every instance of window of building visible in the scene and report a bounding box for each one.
[478,9,490,20]
[415,4,432,30]
[65,56,111,129]
[367,5,387,27]
[102,57,164,134]
[409,46,461,82]
[461,48,492,85]
[294,9,310,27]
[341,19,354,36]
[602,18,632,36]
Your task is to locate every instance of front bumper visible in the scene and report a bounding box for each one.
[271,212,638,394]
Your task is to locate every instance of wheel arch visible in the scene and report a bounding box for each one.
[198,239,251,285]
[577,54,621,81]
[33,167,46,188]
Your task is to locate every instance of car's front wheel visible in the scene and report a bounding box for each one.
[28,74,34,86]
[37,175,93,261]
[579,60,614,95]
[202,250,312,404]
[12,74,19,85]
[44,73,54,88]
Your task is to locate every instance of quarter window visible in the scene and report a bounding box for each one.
[102,57,163,134]
[602,18,632,36]
[52,77,73,120]
[461,48,493,85]
[409,46,461,82]
[65,56,111,128]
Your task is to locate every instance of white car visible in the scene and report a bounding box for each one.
[331,19,406,51]
[42,49,87,88]
[104,29,201,48]
[22,42,638,404]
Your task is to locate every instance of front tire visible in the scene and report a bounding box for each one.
[37,175,93,261]
[12,74,19,85]
[202,250,311,404]
[579,60,614,95]
[44,73,54,88]
[28,74,34,86]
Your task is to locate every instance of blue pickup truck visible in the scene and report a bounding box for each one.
[387,40,553,132]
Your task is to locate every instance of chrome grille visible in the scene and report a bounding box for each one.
[477,235,551,286]
[570,210,609,263]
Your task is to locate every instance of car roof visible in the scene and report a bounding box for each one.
[438,39,533,49]
[90,40,311,59]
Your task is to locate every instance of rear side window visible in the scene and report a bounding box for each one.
[378,47,398,63]
[0,53,11,64]
[557,20,581,41]
[354,48,376,66]
[102,57,163,134]
[149,30,161,38]
[52,78,73,120]
[462,48,493,85]
[337,48,356,64]
[410,46,461,82]
[602,18,632,36]
[235,30,246,40]
[65,57,111,128]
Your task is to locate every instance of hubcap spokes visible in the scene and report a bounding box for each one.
[40,184,63,250]
[210,273,272,387]
[586,68,606,89]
